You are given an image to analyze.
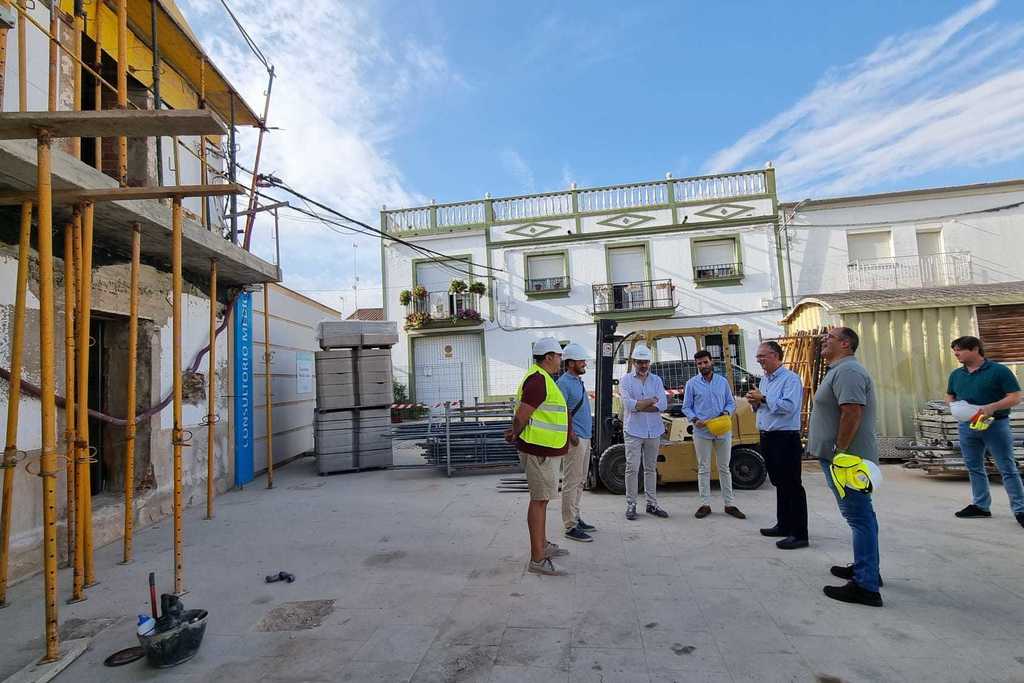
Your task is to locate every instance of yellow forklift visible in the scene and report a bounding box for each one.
[589,320,766,493]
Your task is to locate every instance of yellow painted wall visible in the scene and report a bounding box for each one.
[783,302,835,335]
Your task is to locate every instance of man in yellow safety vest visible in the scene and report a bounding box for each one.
[505,337,573,576]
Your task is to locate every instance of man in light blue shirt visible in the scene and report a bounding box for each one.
[682,350,745,519]
[746,341,807,549]
[619,344,669,520]
[556,343,597,542]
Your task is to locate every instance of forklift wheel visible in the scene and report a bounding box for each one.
[730,447,767,490]
[597,444,643,495]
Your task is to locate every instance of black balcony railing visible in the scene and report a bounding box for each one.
[592,279,675,314]
[526,276,570,293]
[693,262,742,282]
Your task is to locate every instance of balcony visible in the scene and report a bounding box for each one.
[847,252,973,291]
[526,275,570,294]
[694,262,743,284]
[592,279,676,317]
[405,291,483,330]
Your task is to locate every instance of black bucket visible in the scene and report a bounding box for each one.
[137,609,208,668]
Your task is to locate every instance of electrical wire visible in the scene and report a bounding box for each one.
[217,0,271,71]
[788,199,1024,228]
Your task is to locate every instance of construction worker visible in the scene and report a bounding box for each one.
[945,336,1024,528]
[746,341,808,549]
[810,327,883,607]
[620,344,670,520]
[504,337,573,576]
[683,350,746,520]
[556,343,597,542]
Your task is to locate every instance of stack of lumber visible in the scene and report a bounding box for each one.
[902,401,1024,476]
[772,328,829,436]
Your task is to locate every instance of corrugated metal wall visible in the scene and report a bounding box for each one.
[784,302,836,335]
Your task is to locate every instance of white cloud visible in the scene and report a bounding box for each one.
[178,0,459,313]
[500,148,536,193]
[704,0,1024,199]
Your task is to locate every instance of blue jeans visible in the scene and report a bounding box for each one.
[820,460,881,592]
[958,419,1024,515]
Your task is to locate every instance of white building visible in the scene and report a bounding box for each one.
[782,179,1024,300]
[380,168,789,403]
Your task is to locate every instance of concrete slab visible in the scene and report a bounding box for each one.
[1,458,1024,682]
[2,638,89,683]
[0,139,279,289]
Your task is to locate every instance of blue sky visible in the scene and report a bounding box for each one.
[180,0,1024,312]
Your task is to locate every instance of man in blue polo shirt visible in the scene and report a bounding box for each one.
[945,335,1024,529]
[556,343,597,542]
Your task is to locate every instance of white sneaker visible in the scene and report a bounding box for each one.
[545,541,569,558]
[528,558,564,576]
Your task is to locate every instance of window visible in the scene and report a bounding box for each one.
[916,230,942,257]
[692,238,741,282]
[525,253,569,294]
[977,304,1024,363]
[606,245,650,310]
[847,231,892,262]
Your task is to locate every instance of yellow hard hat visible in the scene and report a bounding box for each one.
[704,415,732,437]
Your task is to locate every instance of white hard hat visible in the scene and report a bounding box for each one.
[532,337,563,357]
[631,344,653,361]
[949,400,982,422]
[561,343,588,361]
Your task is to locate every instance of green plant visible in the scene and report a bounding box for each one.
[468,281,486,295]
[399,290,412,306]
[448,279,468,294]
[412,285,428,300]
[457,308,481,322]
[404,312,431,330]
[393,381,409,403]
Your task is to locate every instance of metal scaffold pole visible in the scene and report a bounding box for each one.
[121,224,141,564]
[116,0,128,185]
[72,1,84,158]
[36,130,61,662]
[206,259,217,518]
[93,8,102,170]
[0,200,31,608]
[264,284,273,489]
[77,203,96,590]
[63,223,77,571]
[47,1,56,111]
[171,198,185,595]
[68,211,85,603]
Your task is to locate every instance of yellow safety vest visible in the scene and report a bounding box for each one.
[515,365,569,448]
[830,453,874,499]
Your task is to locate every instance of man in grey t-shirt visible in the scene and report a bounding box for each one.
[808,327,883,607]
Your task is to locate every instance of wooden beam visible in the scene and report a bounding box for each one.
[0,183,245,206]
[0,110,225,140]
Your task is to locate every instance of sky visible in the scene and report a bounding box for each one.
[179,0,1024,316]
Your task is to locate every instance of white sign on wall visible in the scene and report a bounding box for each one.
[296,352,314,394]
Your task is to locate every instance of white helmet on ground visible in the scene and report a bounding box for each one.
[631,344,653,361]
[532,337,563,357]
[561,343,588,361]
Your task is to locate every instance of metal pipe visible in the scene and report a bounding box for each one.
[229,94,236,243]
[172,135,181,185]
[0,200,32,608]
[263,284,273,489]
[63,223,76,571]
[242,66,275,250]
[150,0,163,186]
[93,8,101,170]
[171,198,184,595]
[78,203,96,588]
[17,0,26,112]
[121,224,140,564]
[68,211,84,603]
[47,1,57,111]
[117,0,127,185]
[0,21,7,107]
[199,59,209,231]
[72,2,84,158]
[445,402,452,477]
[206,259,217,519]
[36,131,61,662]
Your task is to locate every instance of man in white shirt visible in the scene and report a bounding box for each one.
[619,344,669,520]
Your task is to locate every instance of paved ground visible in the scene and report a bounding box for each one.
[3,455,1024,683]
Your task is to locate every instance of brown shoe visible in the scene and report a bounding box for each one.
[724,506,746,519]
[695,505,712,519]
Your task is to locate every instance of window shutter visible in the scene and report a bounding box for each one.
[977,304,1024,363]
[693,239,736,267]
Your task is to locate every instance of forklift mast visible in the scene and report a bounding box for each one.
[592,319,619,458]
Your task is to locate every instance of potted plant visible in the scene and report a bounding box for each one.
[449,279,468,294]
[468,281,487,296]
[412,285,428,300]
[457,308,481,323]
[399,290,412,306]
[404,312,431,330]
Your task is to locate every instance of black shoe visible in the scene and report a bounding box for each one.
[695,505,711,519]
[1017,513,1024,529]
[575,518,596,533]
[646,505,669,518]
[625,504,637,521]
[830,564,884,588]
[776,536,809,550]
[955,504,992,518]
[823,581,883,607]
[724,506,746,520]
[564,526,593,543]
[760,525,786,537]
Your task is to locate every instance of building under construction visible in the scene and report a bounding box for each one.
[0,0,299,666]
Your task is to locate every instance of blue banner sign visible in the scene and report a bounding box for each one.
[233,292,254,486]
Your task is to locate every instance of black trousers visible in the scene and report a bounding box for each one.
[760,431,808,540]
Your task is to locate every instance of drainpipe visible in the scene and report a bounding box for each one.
[150,0,163,186]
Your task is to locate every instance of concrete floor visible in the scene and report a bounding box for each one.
[3,455,1024,683]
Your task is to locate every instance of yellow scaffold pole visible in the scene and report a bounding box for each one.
[121,223,140,564]
[206,259,217,519]
[76,203,96,590]
[63,223,77,570]
[171,199,185,594]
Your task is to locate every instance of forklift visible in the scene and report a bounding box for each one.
[589,319,767,494]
